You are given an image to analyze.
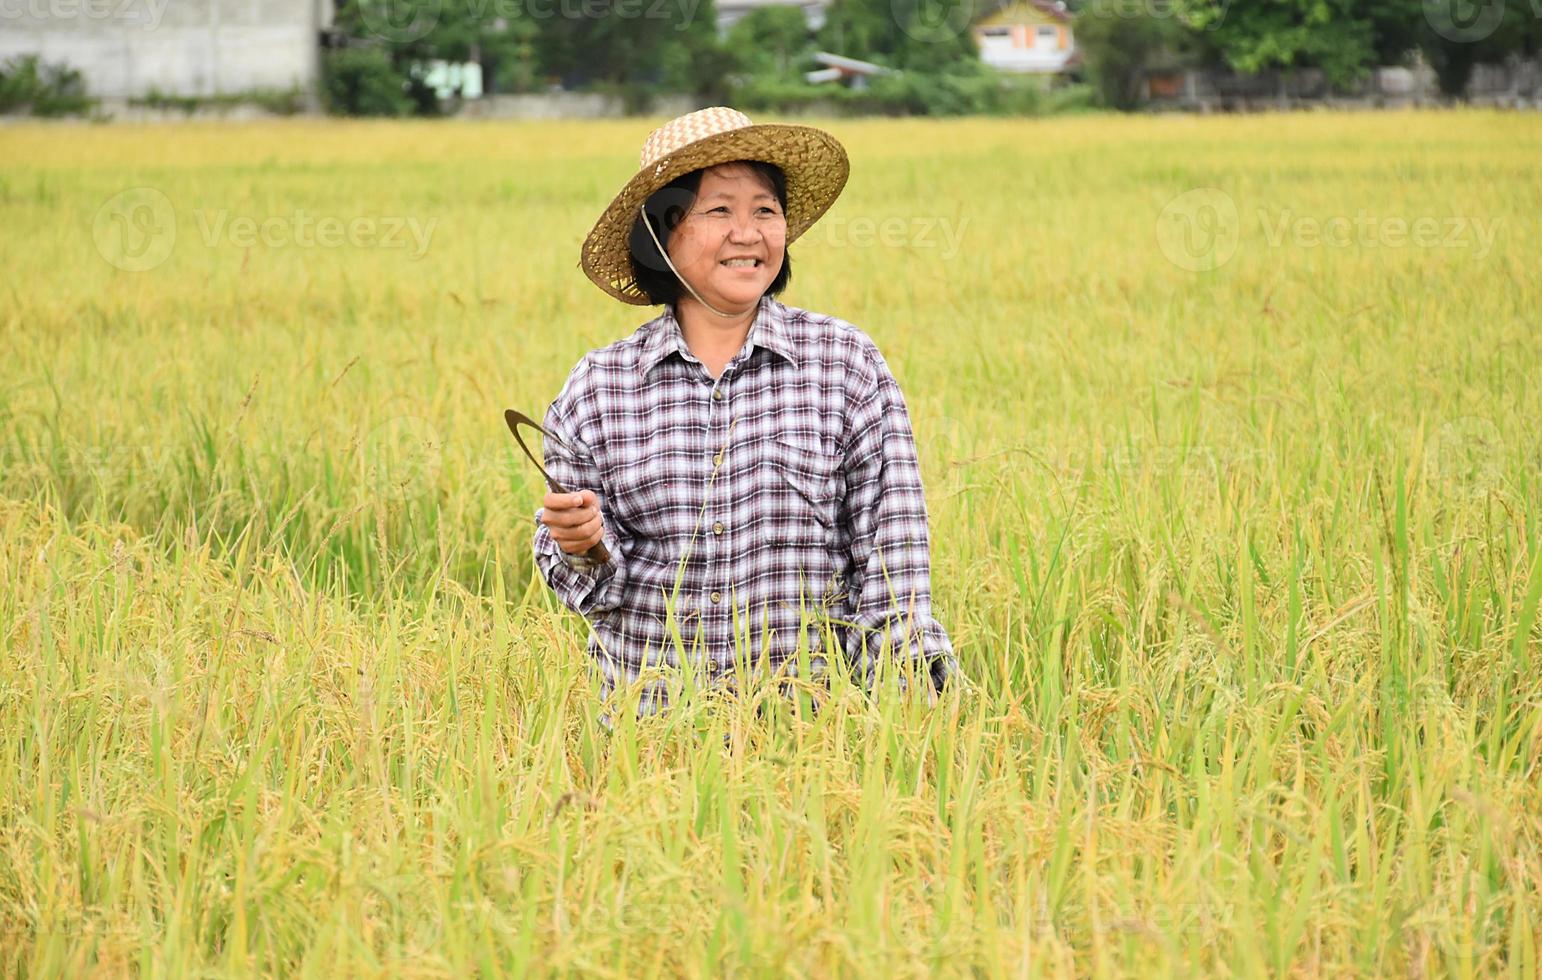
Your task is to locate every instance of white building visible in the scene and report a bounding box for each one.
[0,0,333,99]
[973,0,1077,75]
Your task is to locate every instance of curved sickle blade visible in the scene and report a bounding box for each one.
[504,408,569,494]
[504,408,610,565]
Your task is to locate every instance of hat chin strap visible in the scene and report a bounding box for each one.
[639,204,747,320]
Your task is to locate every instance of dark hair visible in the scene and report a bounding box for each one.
[626,159,793,307]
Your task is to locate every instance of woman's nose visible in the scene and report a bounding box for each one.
[726,215,760,241]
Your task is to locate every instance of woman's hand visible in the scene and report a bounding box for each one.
[541,489,606,556]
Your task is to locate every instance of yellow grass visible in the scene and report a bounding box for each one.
[1,110,1539,976]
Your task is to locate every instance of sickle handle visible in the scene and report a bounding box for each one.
[505,408,610,565]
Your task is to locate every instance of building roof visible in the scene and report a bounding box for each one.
[975,0,1073,25]
[810,51,897,76]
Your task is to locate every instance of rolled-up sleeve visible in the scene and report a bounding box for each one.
[840,349,959,696]
[531,359,627,619]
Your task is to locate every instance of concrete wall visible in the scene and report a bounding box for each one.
[0,0,325,98]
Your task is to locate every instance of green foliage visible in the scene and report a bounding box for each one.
[1171,0,1377,87]
[1416,2,1542,97]
[818,0,981,70]
[327,0,540,106]
[659,0,738,99]
[317,0,1542,115]
[733,61,1077,116]
[535,0,732,91]
[321,47,414,116]
[0,54,94,117]
[417,0,541,94]
[127,85,307,116]
[728,6,819,79]
[1075,7,1202,110]
[861,59,1047,114]
[248,86,309,116]
[130,87,203,115]
[731,75,840,113]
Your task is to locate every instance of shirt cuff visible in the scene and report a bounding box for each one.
[561,548,611,577]
[846,617,959,694]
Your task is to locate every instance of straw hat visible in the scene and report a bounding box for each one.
[579,106,850,305]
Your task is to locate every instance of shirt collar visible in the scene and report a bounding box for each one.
[636,295,801,381]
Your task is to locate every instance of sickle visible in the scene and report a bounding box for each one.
[505,408,610,565]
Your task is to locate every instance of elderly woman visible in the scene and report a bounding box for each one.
[532,107,959,719]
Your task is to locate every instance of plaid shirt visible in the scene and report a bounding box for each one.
[532,295,958,715]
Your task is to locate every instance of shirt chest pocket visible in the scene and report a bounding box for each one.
[756,434,842,548]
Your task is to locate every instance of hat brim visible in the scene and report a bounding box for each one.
[579,123,850,305]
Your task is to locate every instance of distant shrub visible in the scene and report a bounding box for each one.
[0,55,94,117]
[130,84,308,116]
[322,48,413,117]
[132,87,201,115]
[732,60,1082,118]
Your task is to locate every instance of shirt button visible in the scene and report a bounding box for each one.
[713,451,723,466]
[713,389,723,401]
[710,591,721,604]
[713,521,724,535]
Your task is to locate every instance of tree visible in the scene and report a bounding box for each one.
[818,0,981,71]
[535,0,731,100]
[660,0,739,101]
[420,2,539,94]
[1171,0,1541,96]
[1416,0,1542,97]
[1073,7,1206,110]
[728,7,817,78]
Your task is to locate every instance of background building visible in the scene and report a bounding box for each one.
[0,0,332,99]
[972,0,1076,74]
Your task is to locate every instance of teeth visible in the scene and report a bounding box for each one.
[722,259,757,267]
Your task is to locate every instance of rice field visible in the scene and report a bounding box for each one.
[1,110,1539,976]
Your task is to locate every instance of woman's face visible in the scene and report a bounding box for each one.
[666,162,787,313]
